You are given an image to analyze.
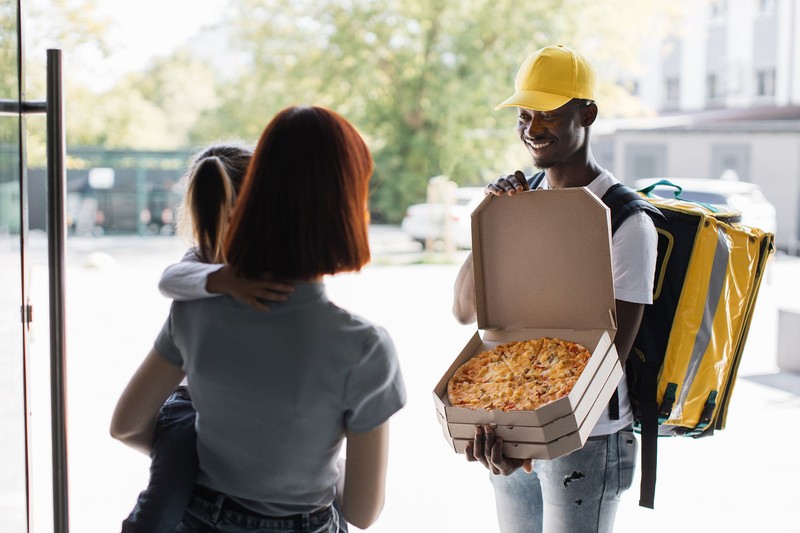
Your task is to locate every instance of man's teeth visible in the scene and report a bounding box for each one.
[531,140,552,149]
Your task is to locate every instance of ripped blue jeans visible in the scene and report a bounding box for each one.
[489,428,637,533]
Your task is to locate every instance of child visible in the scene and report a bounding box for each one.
[121,143,293,533]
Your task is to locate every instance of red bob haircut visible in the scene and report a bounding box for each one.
[224,106,373,280]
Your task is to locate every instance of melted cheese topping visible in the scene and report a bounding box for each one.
[447,337,591,412]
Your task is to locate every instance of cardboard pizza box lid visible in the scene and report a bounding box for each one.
[471,188,616,332]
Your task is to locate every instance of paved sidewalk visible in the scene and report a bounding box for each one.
[23,234,800,532]
[329,254,800,533]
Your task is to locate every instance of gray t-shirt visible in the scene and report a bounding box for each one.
[154,281,406,516]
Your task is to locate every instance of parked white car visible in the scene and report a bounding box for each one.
[400,187,486,249]
[633,177,777,234]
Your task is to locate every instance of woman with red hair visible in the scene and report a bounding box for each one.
[112,106,406,532]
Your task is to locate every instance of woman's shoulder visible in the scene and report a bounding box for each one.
[324,304,394,349]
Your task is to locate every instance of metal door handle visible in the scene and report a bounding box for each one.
[46,48,70,533]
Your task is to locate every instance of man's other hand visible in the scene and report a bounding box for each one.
[465,425,533,476]
[485,170,530,196]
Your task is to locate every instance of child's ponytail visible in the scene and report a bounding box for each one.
[176,142,253,263]
[185,157,234,263]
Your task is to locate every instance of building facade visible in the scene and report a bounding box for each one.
[598,0,800,254]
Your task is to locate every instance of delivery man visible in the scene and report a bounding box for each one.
[452,44,658,533]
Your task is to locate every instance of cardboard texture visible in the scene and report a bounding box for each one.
[472,189,615,332]
[433,188,622,460]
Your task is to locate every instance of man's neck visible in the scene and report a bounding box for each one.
[545,159,603,189]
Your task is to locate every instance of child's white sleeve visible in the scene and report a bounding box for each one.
[158,249,224,300]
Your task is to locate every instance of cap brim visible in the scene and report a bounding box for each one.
[494,91,572,112]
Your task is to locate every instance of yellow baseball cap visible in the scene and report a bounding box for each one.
[495,45,596,111]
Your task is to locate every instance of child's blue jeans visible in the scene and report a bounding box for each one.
[121,386,198,533]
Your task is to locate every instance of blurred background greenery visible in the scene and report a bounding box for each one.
[16,0,688,224]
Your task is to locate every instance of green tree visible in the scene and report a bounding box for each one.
[0,1,20,99]
[22,0,112,166]
[22,0,691,221]
[211,0,689,222]
[22,1,218,161]
[87,50,221,150]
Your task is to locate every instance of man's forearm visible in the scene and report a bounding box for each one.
[613,299,645,366]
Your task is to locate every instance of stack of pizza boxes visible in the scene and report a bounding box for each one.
[433,188,624,459]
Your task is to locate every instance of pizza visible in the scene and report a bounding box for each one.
[447,337,592,411]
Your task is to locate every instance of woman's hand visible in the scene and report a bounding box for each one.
[465,425,533,476]
[206,266,294,311]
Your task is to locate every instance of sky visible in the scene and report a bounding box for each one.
[96,0,229,66]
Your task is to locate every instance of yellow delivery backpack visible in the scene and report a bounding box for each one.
[603,179,775,509]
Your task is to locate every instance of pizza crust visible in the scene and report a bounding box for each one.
[447,337,592,411]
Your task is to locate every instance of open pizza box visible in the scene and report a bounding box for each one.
[432,188,624,460]
[451,351,624,459]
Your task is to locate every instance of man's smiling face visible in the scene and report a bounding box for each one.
[515,100,589,169]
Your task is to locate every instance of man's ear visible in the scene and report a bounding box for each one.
[581,102,598,127]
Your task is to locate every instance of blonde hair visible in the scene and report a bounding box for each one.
[177,143,253,263]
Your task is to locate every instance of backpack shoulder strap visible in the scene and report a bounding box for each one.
[601,182,665,233]
[600,182,664,509]
[527,171,546,190]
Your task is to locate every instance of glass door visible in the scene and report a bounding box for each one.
[0,0,32,531]
[2,1,67,531]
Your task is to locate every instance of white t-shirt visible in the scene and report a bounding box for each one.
[538,170,658,435]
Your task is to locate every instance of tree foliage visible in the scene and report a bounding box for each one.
[21,0,690,221]
[84,51,221,150]
[10,0,113,166]
[207,0,689,221]
[20,1,217,162]
[0,1,20,99]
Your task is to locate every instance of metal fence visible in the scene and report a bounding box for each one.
[25,149,192,236]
